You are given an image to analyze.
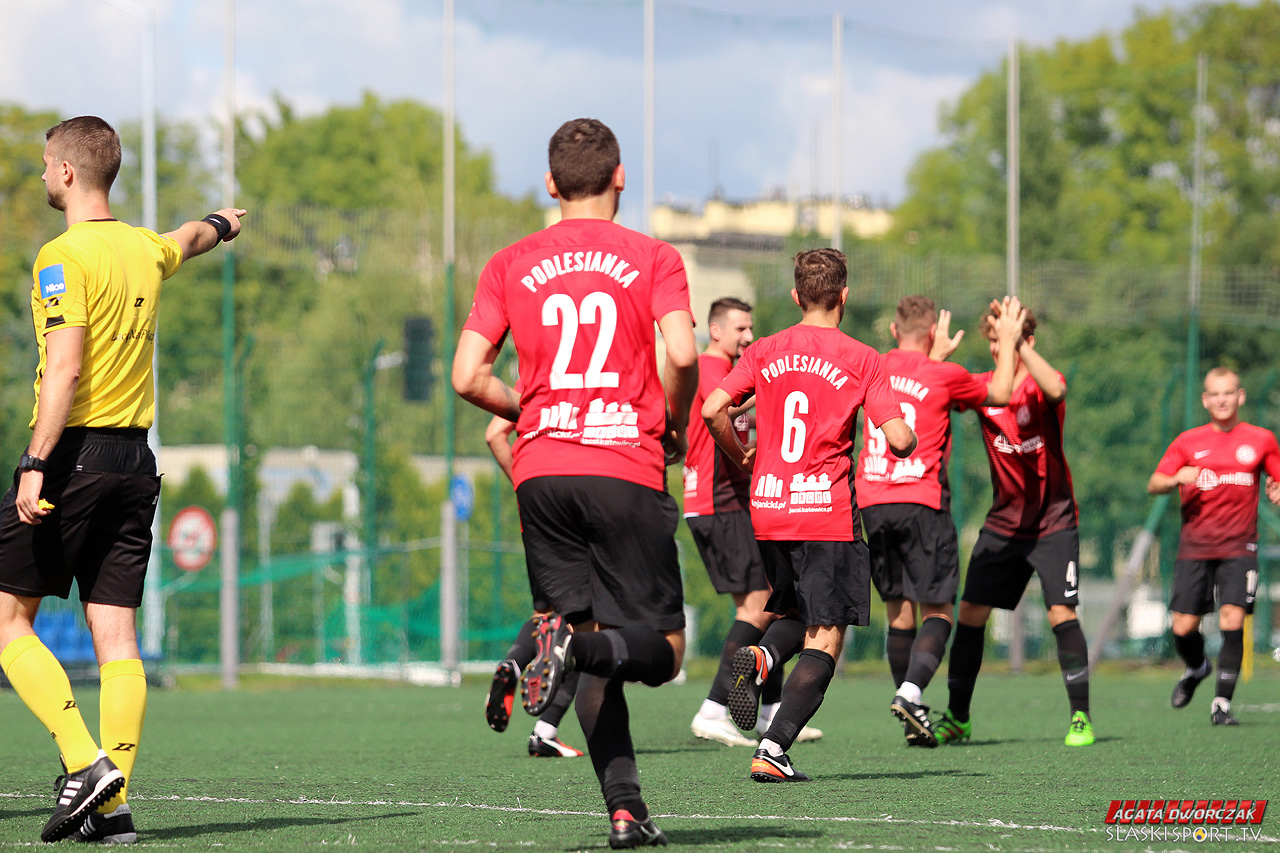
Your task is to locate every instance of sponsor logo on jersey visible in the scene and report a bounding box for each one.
[1236,444,1257,465]
[1195,469,1255,491]
[993,434,1044,455]
[538,402,580,432]
[789,473,831,506]
[755,473,784,499]
[683,465,698,496]
[38,264,67,299]
[581,399,639,442]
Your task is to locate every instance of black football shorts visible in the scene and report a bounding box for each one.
[686,510,769,595]
[1169,555,1257,616]
[961,527,1080,611]
[863,502,960,605]
[757,538,871,628]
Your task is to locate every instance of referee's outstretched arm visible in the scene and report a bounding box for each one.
[164,207,247,260]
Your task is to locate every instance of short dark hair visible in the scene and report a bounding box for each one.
[793,248,846,311]
[708,296,753,328]
[548,118,620,201]
[981,303,1037,341]
[46,116,121,193]
[895,295,937,338]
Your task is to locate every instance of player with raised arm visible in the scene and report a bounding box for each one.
[1148,367,1280,726]
[481,415,584,758]
[934,301,1095,748]
[855,295,1023,747]
[684,298,818,747]
[704,249,916,782]
[453,118,697,848]
[0,116,244,844]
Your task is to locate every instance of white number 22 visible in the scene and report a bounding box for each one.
[541,292,620,390]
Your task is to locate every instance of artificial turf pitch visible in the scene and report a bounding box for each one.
[1,663,1277,850]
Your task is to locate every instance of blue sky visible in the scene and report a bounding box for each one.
[0,0,1213,227]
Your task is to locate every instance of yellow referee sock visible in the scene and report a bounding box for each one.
[0,634,100,772]
[98,658,147,813]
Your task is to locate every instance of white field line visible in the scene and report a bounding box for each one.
[1,792,1275,844]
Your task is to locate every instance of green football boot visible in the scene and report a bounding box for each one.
[935,709,971,744]
[1064,711,1095,746]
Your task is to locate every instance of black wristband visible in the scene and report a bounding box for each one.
[202,213,232,242]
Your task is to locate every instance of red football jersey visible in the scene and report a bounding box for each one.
[718,324,900,542]
[463,218,692,490]
[856,349,989,512]
[976,372,1078,539]
[683,352,751,516]
[1155,422,1280,560]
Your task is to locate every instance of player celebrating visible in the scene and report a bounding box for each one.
[453,118,697,848]
[684,298,818,747]
[935,301,1096,748]
[704,248,915,782]
[855,295,1023,747]
[0,116,244,844]
[482,415,584,758]
[1147,367,1280,725]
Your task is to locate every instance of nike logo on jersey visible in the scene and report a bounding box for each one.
[1194,450,1211,459]
[985,407,1005,416]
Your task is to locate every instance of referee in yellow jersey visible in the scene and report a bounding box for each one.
[0,116,245,844]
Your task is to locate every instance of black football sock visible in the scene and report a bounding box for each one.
[904,617,951,692]
[1173,629,1207,671]
[762,649,835,752]
[574,674,645,820]
[886,626,917,689]
[504,617,541,670]
[1052,618,1090,716]
[946,622,986,722]
[569,628,675,687]
[762,659,786,706]
[758,616,807,671]
[539,669,580,728]
[1216,628,1244,703]
[709,621,765,705]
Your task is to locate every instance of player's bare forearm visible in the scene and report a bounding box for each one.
[880,416,917,458]
[1017,342,1066,403]
[485,416,516,485]
[659,310,698,432]
[728,395,756,419]
[703,388,751,470]
[165,207,247,261]
[1148,468,1196,495]
[452,330,521,422]
[984,298,1025,405]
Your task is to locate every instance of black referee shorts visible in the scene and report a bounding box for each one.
[516,475,685,631]
[0,428,161,608]
[863,502,960,605]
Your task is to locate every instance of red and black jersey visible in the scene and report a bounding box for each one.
[1156,422,1280,560]
[856,349,989,512]
[975,372,1078,539]
[718,324,899,542]
[463,218,692,491]
[683,352,751,516]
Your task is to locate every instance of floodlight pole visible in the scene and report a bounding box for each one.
[831,13,842,253]
[643,0,654,235]
[104,0,162,660]
[1006,37,1019,299]
[220,0,239,690]
[1186,54,1207,429]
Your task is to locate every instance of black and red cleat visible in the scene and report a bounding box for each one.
[520,614,573,716]
[485,658,520,732]
[609,809,667,848]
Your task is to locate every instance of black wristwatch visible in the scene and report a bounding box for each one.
[18,453,46,472]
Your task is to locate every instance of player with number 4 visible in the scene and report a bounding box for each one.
[855,295,1024,747]
[931,299,1096,748]
[704,248,916,783]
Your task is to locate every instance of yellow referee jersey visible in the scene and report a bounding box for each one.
[30,220,182,429]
